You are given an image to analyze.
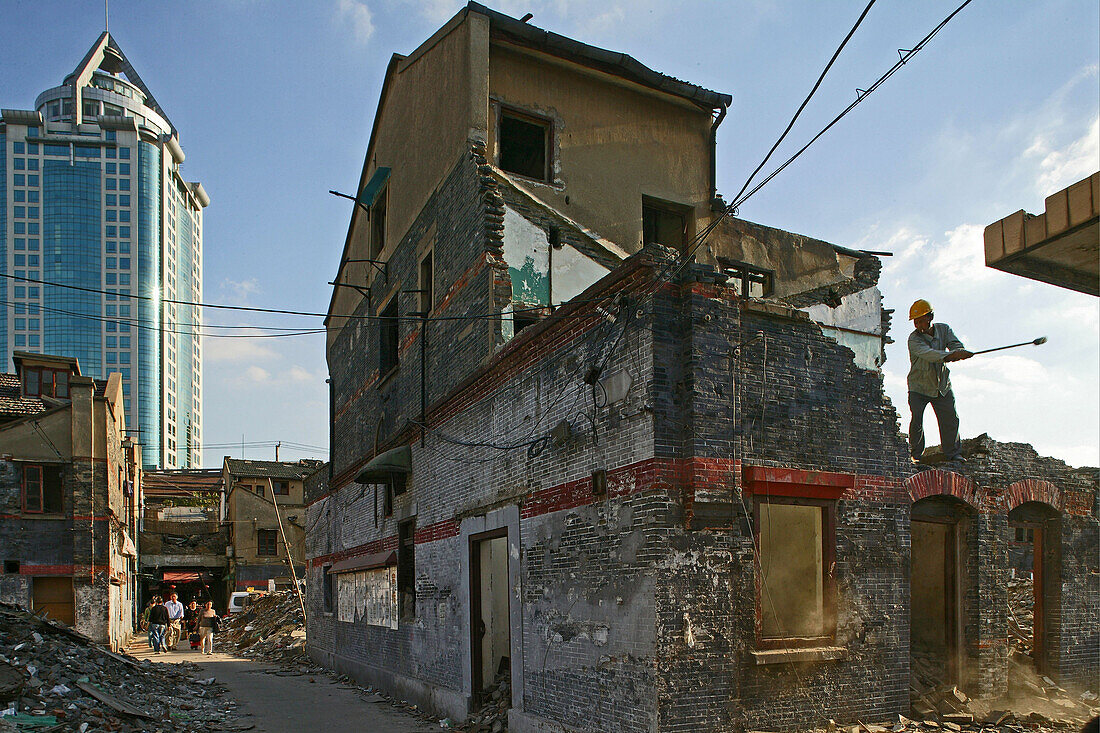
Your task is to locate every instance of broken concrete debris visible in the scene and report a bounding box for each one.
[0,603,242,731]
[454,671,510,733]
[217,590,310,668]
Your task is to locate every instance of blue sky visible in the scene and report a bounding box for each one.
[2,0,1097,466]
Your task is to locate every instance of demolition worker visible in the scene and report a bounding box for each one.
[907,299,972,463]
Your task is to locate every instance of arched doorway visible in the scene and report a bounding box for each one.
[1007,501,1061,676]
[911,494,977,687]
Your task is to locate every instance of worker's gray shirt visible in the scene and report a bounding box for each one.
[907,323,964,397]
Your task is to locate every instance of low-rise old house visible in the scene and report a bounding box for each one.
[306,5,1098,731]
[140,469,227,608]
[0,352,142,650]
[223,458,317,593]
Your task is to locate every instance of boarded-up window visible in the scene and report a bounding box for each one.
[754,497,835,645]
[336,567,397,628]
[322,566,334,614]
[499,109,549,181]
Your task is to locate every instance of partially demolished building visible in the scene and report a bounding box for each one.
[306,5,1098,731]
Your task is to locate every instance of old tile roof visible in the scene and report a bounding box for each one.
[224,459,323,480]
[0,373,48,421]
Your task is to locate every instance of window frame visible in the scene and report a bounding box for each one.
[378,297,400,380]
[21,463,63,514]
[642,197,691,251]
[369,187,387,260]
[23,367,69,398]
[744,466,853,650]
[418,250,434,316]
[497,106,552,183]
[256,529,279,557]
[272,480,290,496]
[397,519,416,621]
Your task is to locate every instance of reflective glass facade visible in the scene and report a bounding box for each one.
[2,34,206,468]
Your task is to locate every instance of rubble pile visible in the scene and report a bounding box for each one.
[217,591,311,668]
[1006,576,1035,656]
[908,646,1097,732]
[0,604,243,732]
[454,672,510,733]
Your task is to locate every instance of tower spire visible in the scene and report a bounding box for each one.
[105,0,109,32]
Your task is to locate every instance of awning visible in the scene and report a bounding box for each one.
[358,167,391,208]
[354,445,411,483]
[163,571,201,582]
[329,551,396,575]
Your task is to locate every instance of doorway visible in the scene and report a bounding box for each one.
[912,518,960,683]
[32,576,75,626]
[470,529,511,705]
[1008,502,1061,675]
[911,495,974,691]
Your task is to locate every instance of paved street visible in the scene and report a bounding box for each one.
[127,638,441,733]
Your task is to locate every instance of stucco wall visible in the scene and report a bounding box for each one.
[487,44,714,253]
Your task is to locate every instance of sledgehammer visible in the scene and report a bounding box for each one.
[970,336,1048,356]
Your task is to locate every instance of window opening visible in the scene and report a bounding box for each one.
[499,109,549,181]
[322,566,334,614]
[23,367,69,398]
[272,480,290,496]
[257,529,278,557]
[642,200,687,250]
[719,258,774,299]
[22,464,63,513]
[419,252,434,315]
[398,520,416,620]
[370,189,387,259]
[379,298,399,377]
[754,496,835,646]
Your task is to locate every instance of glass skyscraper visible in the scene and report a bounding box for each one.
[1,32,206,468]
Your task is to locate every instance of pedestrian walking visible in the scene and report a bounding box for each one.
[198,601,218,655]
[184,599,200,650]
[164,592,184,650]
[139,598,154,632]
[147,596,169,653]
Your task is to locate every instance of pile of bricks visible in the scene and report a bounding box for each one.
[217,591,312,669]
[0,603,243,731]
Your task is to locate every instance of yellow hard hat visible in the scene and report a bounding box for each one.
[909,299,933,320]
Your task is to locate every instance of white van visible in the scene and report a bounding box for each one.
[227,591,252,615]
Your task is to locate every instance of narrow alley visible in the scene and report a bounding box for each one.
[126,639,440,733]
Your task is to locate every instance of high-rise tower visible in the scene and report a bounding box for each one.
[1,32,206,468]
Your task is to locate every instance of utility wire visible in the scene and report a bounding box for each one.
[731,0,976,213]
[730,0,877,207]
[648,0,976,295]
[0,299,326,339]
[2,271,612,325]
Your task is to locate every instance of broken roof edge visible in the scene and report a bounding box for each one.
[491,167,629,266]
[468,2,731,111]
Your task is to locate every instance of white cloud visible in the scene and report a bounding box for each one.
[244,365,272,383]
[337,0,375,43]
[928,223,995,286]
[217,277,262,306]
[1029,115,1099,196]
[203,336,278,363]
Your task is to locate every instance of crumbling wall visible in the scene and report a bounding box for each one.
[652,265,913,732]
[915,437,1100,691]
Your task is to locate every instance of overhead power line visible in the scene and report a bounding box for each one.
[730,0,878,207]
[653,0,977,293]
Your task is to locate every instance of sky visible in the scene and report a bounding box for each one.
[1,0,1097,467]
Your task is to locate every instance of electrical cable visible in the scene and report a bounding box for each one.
[729,0,878,207]
[1,271,616,325]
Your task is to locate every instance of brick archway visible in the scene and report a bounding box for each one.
[1004,478,1062,513]
[905,469,980,508]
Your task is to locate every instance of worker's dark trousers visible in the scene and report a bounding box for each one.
[908,390,961,460]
